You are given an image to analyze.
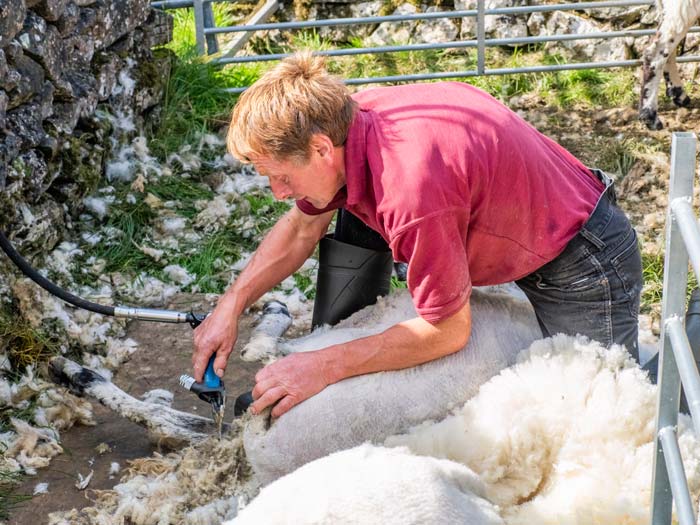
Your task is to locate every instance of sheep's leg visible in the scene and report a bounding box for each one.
[240,301,292,362]
[640,9,695,130]
[640,35,669,130]
[49,357,229,446]
[664,48,691,108]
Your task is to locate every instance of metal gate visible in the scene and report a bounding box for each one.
[153,0,700,93]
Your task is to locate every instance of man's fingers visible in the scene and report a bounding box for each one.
[251,378,275,400]
[192,350,216,383]
[271,395,298,418]
[213,351,230,378]
[251,385,286,414]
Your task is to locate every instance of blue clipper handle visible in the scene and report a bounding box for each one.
[203,354,221,388]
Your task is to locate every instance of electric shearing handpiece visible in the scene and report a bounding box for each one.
[178,313,227,439]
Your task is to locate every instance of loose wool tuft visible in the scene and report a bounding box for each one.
[228,444,504,525]
[49,433,256,525]
[387,334,700,524]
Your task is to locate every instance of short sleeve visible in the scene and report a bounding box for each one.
[390,209,471,324]
[296,188,348,216]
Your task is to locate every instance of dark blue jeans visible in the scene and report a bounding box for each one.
[515,171,643,362]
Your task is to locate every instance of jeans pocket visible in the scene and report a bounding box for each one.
[610,230,643,297]
[533,255,605,293]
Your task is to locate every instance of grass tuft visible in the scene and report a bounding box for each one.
[0,467,31,521]
[0,305,62,377]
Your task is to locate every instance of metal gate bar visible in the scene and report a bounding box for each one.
[651,132,699,525]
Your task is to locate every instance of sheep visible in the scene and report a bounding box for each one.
[239,285,543,485]
[48,285,542,481]
[639,1,700,129]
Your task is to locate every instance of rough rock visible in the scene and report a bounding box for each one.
[0,90,8,130]
[18,11,65,83]
[456,0,529,42]
[369,3,417,46]
[413,6,459,45]
[0,0,171,251]
[33,0,70,22]
[0,0,27,48]
[56,2,81,37]
[6,53,45,110]
[534,10,630,62]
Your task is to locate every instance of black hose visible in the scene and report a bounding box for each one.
[0,229,115,317]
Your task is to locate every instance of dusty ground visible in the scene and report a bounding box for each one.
[10,295,265,523]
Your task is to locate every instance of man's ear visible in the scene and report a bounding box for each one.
[310,134,334,159]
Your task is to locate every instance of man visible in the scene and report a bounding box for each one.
[192,52,643,418]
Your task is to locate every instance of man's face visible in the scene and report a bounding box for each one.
[251,139,345,209]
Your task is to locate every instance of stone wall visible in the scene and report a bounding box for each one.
[0,0,172,254]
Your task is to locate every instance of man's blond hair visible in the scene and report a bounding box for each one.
[227,52,357,162]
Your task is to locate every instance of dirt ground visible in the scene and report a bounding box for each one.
[9,294,264,524]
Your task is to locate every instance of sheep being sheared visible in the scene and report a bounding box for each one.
[239,285,543,485]
[639,0,700,129]
[49,286,542,482]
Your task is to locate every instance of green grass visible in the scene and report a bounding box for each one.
[390,275,408,290]
[0,306,62,379]
[147,58,262,159]
[244,194,292,236]
[0,468,30,521]
[147,176,215,219]
[641,251,699,314]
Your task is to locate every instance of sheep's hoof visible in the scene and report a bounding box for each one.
[666,86,691,108]
[49,357,107,396]
[234,391,254,416]
[262,301,291,318]
[675,94,691,108]
[639,108,663,130]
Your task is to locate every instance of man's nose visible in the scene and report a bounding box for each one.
[269,179,292,200]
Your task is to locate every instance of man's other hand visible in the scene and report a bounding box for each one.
[250,351,332,418]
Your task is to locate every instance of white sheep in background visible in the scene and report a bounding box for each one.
[639,0,700,129]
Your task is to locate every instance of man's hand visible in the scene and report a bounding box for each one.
[251,351,333,418]
[192,302,239,382]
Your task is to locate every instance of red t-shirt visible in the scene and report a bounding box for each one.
[297,82,604,323]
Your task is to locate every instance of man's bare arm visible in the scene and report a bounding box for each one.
[192,206,334,381]
[252,300,472,417]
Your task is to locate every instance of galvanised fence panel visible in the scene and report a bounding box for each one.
[152,0,700,93]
